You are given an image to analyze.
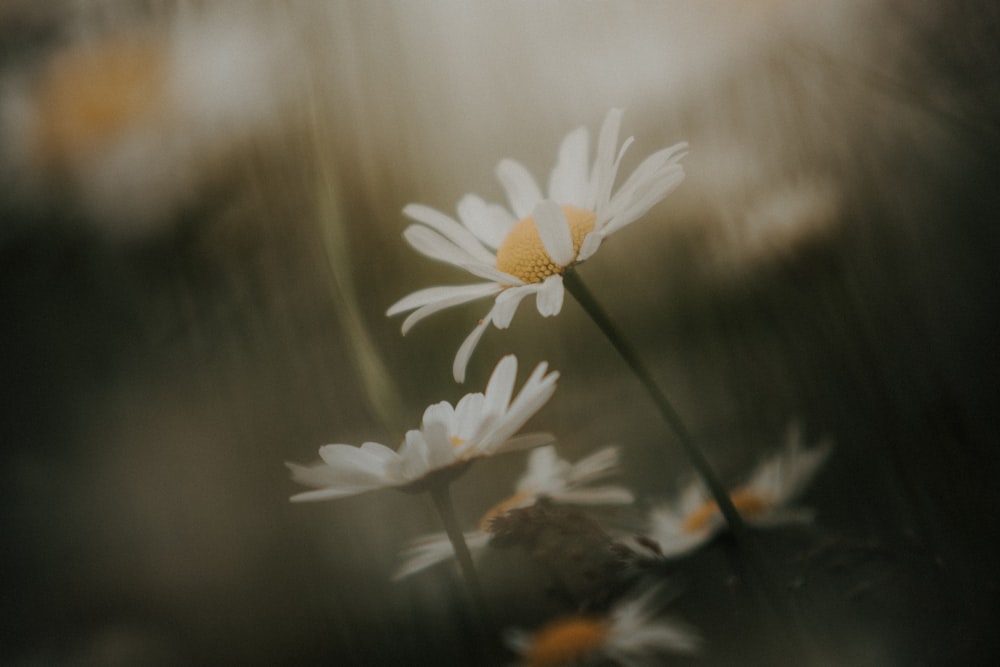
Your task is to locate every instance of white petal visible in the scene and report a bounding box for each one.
[285,461,340,488]
[457,194,516,250]
[359,441,400,463]
[520,445,559,485]
[610,623,701,656]
[403,224,488,269]
[535,274,565,317]
[421,400,455,433]
[484,354,518,416]
[392,531,490,580]
[548,125,591,206]
[576,231,604,262]
[595,136,634,225]
[613,142,688,206]
[496,158,543,219]
[403,203,495,264]
[778,440,833,503]
[679,480,710,514]
[588,108,624,210]
[490,431,557,455]
[285,461,388,501]
[746,426,832,506]
[460,262,524,286]
[532,200,575,266]
[648,524,714,558]
[479,363,559,450]
[399,284,504,335]
[452,392,486,443]
[288,484,385,503]
[492,284,538,329]
[453,311,493,383]
[317,443,391,476]
[602,142,687,235]
[603,165,685,236]
[392,533,453,580]
[404,226,514,285]
[420,402,461,470]
[396,429,434,480]
[567,446,621,485]
[387,283,502,317]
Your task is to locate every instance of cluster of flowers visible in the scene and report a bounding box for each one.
[288,110,831,665]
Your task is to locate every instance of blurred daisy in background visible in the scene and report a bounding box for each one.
[506,585,699,667]
[393,444,634,579]
[1,7,302,234]
[386,109,687,382]
[287,355,558,502]
[646,424,833,558]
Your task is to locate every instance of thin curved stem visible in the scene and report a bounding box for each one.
[563,270,748,539]
[428,483,492,640]
[563,270,809,658]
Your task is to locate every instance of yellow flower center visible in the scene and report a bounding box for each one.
[495,205,595,284]
[477,489,535,533]
[449,436,466,448]
[523,616,609,667]
[34,36,167,166]
[682,488,773,534]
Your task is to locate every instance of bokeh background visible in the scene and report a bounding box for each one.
[2,1,999,665]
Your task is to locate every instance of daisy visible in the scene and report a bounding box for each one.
[506,586,699,667]
[386,109,687,382]
[647,424,832,558]
[393,444,634,579]
[287,355,558,501]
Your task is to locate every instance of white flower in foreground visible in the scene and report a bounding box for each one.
[287,355,558,501]
[506,586,699,667]
[647,424,832,557]
[387,109,687,382]
[393,444,634,579]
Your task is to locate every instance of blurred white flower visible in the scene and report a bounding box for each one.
[506,585,699,667]
[387,109,687,382]
[287,355,558,502]
[2,9,302,233]
[393,444,634,579]
[647,424,832,557]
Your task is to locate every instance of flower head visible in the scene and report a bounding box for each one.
[387,109,687,381]
[393,444,634,579]
[287,355,558,502]
[647,424,832,557]
[506,586,699,667]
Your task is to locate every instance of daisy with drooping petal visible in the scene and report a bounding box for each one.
[506,585,699,667]
[287,355,558,501]
[393,444,634,579]
[387,109,688,382]
[647,424,832,558]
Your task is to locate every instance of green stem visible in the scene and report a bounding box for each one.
[563,270,810,658]
[563,270,749,539]
[428,483,492,640]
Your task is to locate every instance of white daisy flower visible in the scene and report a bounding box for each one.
[386,109,688,382]
[506,585,699,667]
[647,424,832,558]
[287,355,558,502]
[393,444,634,580]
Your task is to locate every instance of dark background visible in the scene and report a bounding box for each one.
[2,2,999,665]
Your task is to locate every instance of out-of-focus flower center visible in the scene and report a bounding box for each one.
[449,436,466,448]
[523,615,609,667]
[477,489,534,532]
[34,36,167,166]
[495,205,595,284]
[682,488,773,533]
